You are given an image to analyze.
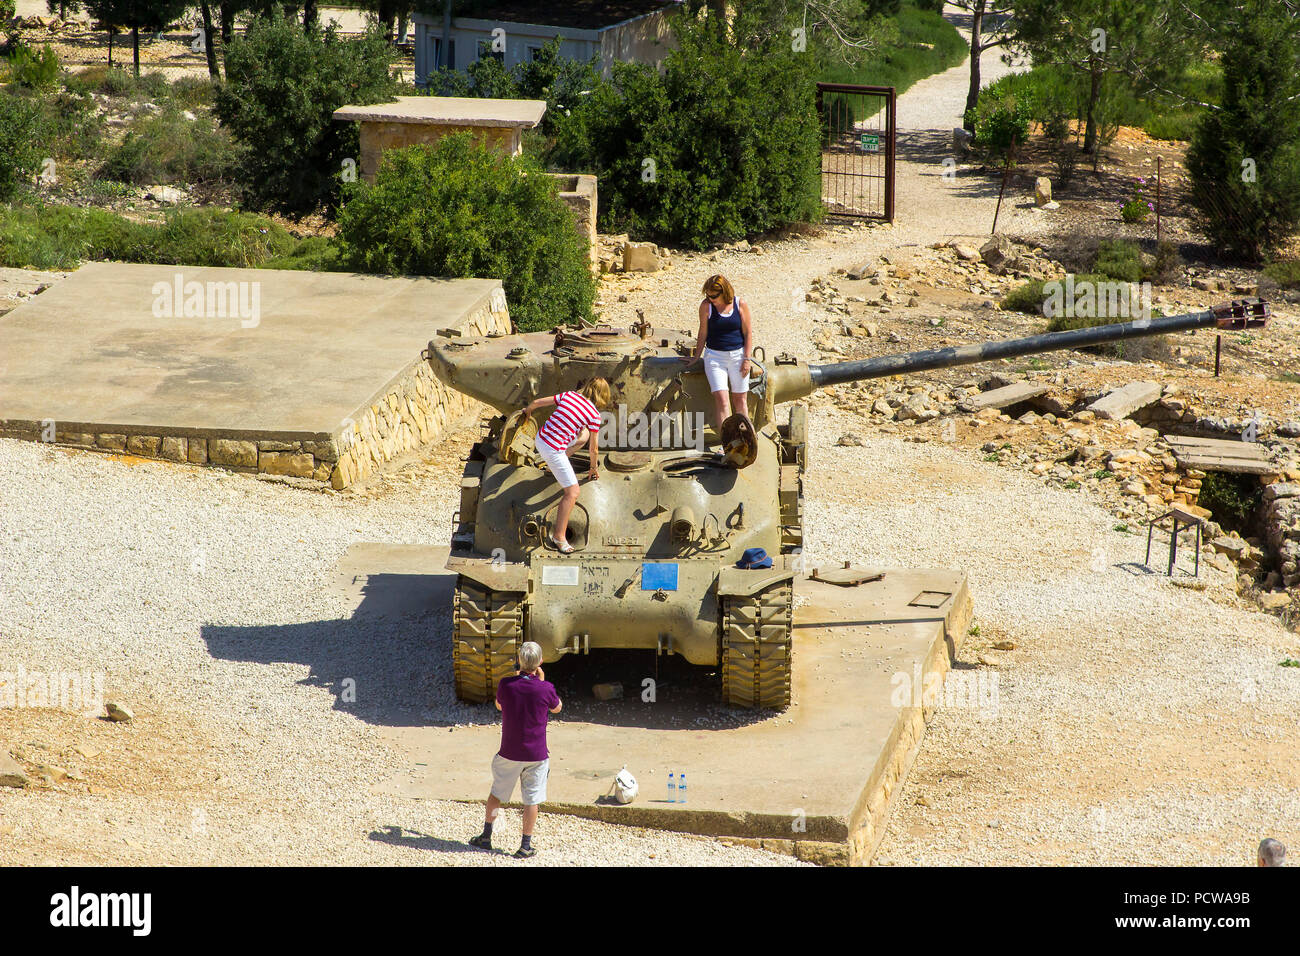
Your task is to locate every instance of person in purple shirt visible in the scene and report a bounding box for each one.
[469,641,562,859]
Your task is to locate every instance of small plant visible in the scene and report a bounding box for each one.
[1276,371,1300,384]
[8,42,60,90]
[1281,658,1300,668]
[983,452,1001,463]
[968,624,981,637]
[1262,259,1300,289]
[1094,469,1115,480]
[1064,480,1080,489]
[1120,177,1155,223]
[1113,523,1130,533]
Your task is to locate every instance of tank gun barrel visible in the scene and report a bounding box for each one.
[805,300,1268,392]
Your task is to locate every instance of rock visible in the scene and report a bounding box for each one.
[992,640,1017,650]
[37,764,68,784]
[260,451,315,479]
[0,751,29,789]
[158,436,186,462]
[1088,381,1162,421]
[622,241,660,272]
[592,682,623,701]
[979,235,1015,272]
[846,260,873,280]
[1192,276,1225,292]
[1277,421,1300,438]
[953,244,980,262]
[1040,201,1060,211]
[125,434,161,457]
[208,439,258,467]
[1264,483,1300,502]
[836,433,865,446]
[1258,591,1291,611]
[953,127,974,154]
[105,701,134,722]
[145,185,184,204]
[1034,176,1052,207]
[872,399,895,420]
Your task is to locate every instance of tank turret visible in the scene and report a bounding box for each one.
[427,299,1268,709]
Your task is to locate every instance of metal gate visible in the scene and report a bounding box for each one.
[816,83,896,222]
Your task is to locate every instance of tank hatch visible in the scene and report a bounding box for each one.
[554,324,645,351]
[606,450,652,472]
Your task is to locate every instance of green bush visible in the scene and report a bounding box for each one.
[0,0,14,21]
[1263,259,1300,288]
[1185,1,1300,262]
[8,42,60,90]
[1198,471,1263,535]
[98,106,235,186]
[64,65,138,97]
[335,135,595,332]
[0,95,48,200]
[1002,278,1050,315]
[965,84,1032,158]
[169,75,215,110]
[0,203,299,270]
[1093,239,1143,282]
[215,14,396,215]
[550,18,822,249]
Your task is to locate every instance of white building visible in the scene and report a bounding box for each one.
[412,1,679,86]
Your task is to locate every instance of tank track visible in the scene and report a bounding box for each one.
[720,581,793,709]
[452,577,523,703]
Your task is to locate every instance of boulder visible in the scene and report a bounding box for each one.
[953,127,975,154]
[622,241,661,272]
[980,235,1015,272]
[1034,177,1052,207]
[0,751,28,789]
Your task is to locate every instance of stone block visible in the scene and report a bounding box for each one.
[125,434,161,457]
[209,439,258,467]
[187,438,208,464]
[96,433,127,452]
[260,451,315,478]
[623,241,661,272]
[1034,176,1052,206]
[159,436,187,461]
[257,440,300,452]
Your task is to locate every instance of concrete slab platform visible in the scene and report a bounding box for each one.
[345,544,972,865]
[0,262,511,486]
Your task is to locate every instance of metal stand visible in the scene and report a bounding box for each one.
[1146,507,1205,576]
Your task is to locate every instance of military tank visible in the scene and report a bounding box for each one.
[426,298,1268,709]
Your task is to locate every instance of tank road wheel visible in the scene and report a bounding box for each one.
[452,577,523,704]
[720,582,794,710]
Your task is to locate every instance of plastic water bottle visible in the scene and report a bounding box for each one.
[667,772,676,803]
[678,773,687,804]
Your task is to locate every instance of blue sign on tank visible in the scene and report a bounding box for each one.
[641,563,678,590]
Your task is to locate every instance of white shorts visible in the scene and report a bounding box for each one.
[491,753,549,805]
[702,347,748,394]
[535,434,578,488]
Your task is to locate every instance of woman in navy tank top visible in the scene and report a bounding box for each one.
[685,273,753,431]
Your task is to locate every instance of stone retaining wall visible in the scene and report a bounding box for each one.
[13,296,513,490]
[1263,481,1300,591]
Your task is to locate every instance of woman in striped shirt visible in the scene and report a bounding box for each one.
[523,378,611,554]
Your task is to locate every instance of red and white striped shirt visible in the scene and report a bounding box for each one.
[537,391,603,451]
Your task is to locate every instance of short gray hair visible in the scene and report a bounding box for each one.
[1259,838,1287,867]
[518,641,543,673]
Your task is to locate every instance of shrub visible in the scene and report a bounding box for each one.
[550,17,822,248]
[0,95,48,199]
[169,74,214,109]
[1001,278,1050,315]
[98,106,235,185]
[214,14,396,215]
[8,42,60,90]
[335,135,595,332]
[1263,259,1300,288]
[0,0,14,20]
[0,203,299,270]
[1093,239,1143,282]
[964,84,1031,159]
[1198,471,1262,535]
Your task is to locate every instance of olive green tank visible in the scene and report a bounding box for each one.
[427,299,1267,709]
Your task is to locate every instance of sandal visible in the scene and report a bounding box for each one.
[550,536,574,554]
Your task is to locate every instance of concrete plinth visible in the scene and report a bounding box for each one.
[0,263,512,488]
[347,544,972,865]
